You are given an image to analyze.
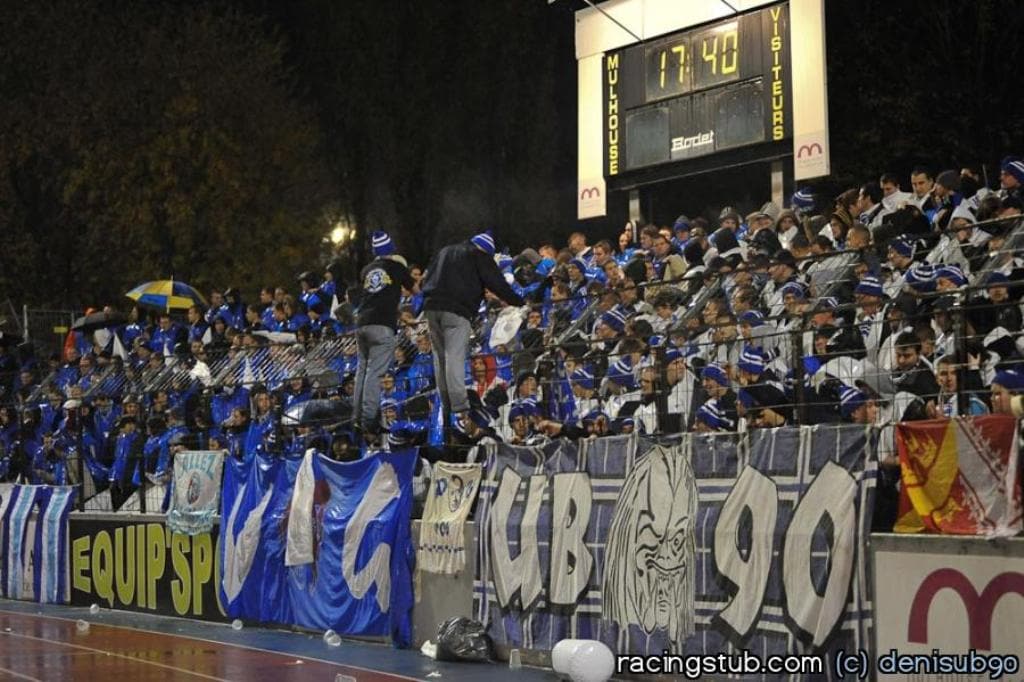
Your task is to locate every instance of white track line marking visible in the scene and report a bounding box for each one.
[0,664,42,681]
[0,609,424,681]
[0,631,231,682]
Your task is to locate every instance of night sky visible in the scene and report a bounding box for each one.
[1,0,1022,307]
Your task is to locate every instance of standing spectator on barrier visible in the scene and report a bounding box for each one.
[421,231,524,438]
[351,230,414,443]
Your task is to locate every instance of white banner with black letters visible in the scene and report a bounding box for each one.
[473,427,876,662]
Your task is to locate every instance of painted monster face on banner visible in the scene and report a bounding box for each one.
[603,445,698,645]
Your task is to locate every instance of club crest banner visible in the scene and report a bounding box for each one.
[168,450,225,536]
[417,462,482,576]
[895,415,1022,537]
[474,427,876,662]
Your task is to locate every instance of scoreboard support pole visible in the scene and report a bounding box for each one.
[628,190,643,227]
[770,160,784,209]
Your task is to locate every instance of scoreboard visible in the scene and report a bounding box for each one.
[576,0,828,220]
[604,4,791,176]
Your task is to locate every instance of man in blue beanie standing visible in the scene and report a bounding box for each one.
[421,231,525,440]
[352,230,415,442]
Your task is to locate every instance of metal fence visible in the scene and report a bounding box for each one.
[22,306,77,358]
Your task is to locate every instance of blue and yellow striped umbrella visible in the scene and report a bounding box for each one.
[125,279,208,311]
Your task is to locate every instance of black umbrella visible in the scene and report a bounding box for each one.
[71,311,127,333]
[282,399,351,427]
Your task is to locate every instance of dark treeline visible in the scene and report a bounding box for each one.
[1,0,1021,309]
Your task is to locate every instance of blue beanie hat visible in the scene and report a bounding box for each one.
[471,231,496,255]
[855,275,884,298]
[839,384,867,418]
[571,365,596,391]
[600,308,627,333]
[380,396,402,416]
[987,272,1010,286]
[509,398,540,422]
[791,188,815,211]
[904,262,937,292]
[739,310,765,327]
[696,400,728,430]
[994,369,1024,392]
[890,238,914,259]
[701,363,729,387]
[372,230,395,256]
[737,346,766,377]
[663,346,684,364]
[935,265,966,287]
[1001,156,1024,185]
[780,281,806,299]
[607,356,638,390]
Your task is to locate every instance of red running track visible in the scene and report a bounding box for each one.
[0,610,418,681]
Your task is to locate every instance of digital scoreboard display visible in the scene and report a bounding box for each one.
[603,3,792,177]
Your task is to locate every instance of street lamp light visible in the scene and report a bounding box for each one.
[330,225,349,245]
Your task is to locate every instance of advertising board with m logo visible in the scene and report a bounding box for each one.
[873,535,1024,661]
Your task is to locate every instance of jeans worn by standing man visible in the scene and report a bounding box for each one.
[421,231,525,438]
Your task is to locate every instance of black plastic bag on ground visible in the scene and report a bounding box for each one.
[435,617,494,663]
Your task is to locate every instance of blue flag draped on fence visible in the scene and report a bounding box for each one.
[219,450,415,646]
[219,453,285,622]
[474,427,876,664]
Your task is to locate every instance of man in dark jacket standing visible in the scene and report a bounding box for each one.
[352,231,414,440]
[421,231,525,433]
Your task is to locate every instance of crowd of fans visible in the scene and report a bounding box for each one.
[2,156,1024,526]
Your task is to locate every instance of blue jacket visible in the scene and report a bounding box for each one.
[31,443,67,485]
[149,323,185,355]
[406,353,435,395]
[120,323,147,350]
[261,305,276,329]
[244,416,277,462]
[188,321,208,344]
[153,425,189,477]
[300,289,322,310]
[54,364,79,393]
[78,429,111,485]
[211,388,250,426]
[286,312,311,332]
